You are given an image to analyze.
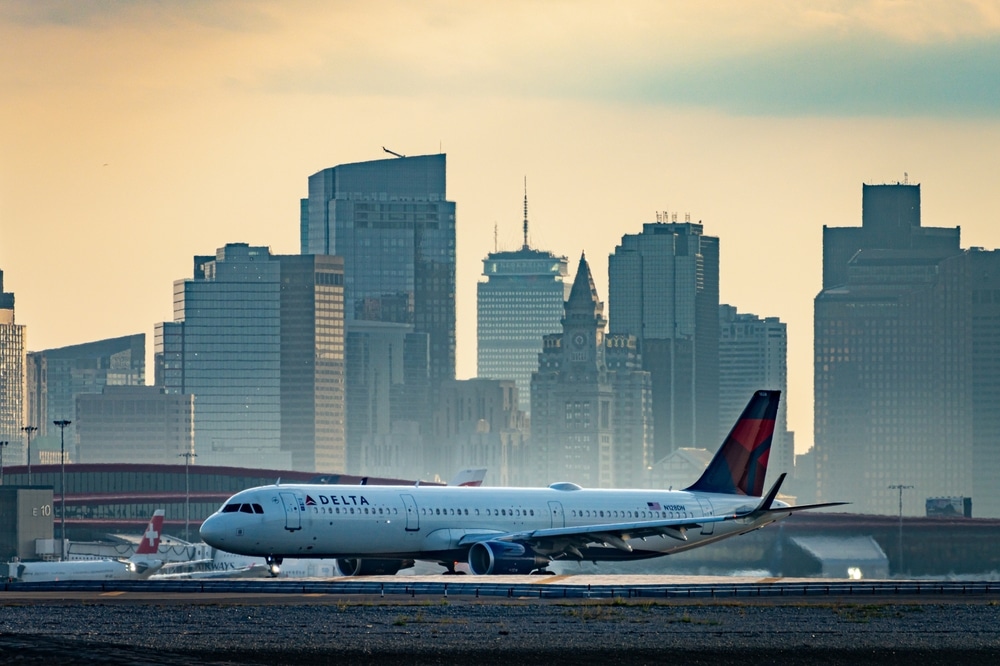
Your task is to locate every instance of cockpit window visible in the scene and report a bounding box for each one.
[222,503,241,513]
[252,503,264,514]
[239,504,255,514]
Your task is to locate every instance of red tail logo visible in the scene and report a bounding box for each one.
[135,510,165,555]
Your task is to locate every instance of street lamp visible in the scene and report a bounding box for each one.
[53,419,72,560]
[0,441,8,485]
[888,484,914,576]
[21,425,38,484]
[179,452,198,541]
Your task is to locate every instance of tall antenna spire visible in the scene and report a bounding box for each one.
[522,176,529,250]
[494,222,498,253]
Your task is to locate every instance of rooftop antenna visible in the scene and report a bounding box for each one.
[904,172,909,184]
[382,146,406,158]
[494,222,498,253]
[522,176,529,250]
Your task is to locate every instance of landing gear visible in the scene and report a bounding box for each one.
[265,555,283,577]
[439,561,466,575]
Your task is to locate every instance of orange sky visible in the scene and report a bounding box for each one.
[4,1,1000,453]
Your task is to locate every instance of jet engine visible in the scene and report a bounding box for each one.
[335,558,414,576]
[467,541,549,575]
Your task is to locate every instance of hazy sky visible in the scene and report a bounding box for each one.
[4,1,1000,454]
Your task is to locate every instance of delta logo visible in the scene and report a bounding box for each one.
[305,494,370,507]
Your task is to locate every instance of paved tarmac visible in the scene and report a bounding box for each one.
[2,577,999,664]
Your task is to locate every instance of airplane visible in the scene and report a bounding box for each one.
[11,510,168,582]
[200,390,847,576]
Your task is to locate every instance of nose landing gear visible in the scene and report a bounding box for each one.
[265,555,283,577]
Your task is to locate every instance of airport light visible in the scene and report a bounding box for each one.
[179,451,198,541]
[21,425,38,484]
[888,484,914,575]
[53,419,72,560]
[0,441,7,485]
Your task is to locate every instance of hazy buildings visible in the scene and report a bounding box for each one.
[75,386,194,464]
[815,183,969,515]
[345,322,430,477]
[301,153,456,475]
[477,192,569,414]
[608,218,720,460]
[156,244,345,472]
[431,379,529,486]
[718,305,793,482]
[531,255,652,487]
[301,153,456,388]
[26,333,144,462]
[0,270,26,464]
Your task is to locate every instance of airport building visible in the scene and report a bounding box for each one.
[477,190,569,414]
[0,270,26,464]
[155,245,346,473]
[608,217,720,460]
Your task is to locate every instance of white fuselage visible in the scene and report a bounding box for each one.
[199,483,788,564]
[12,559,153,583]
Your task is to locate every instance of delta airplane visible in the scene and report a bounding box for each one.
[200,391,846,576]
[11,511,168,582]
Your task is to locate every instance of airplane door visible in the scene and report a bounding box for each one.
[400,494,419,531]
[697,498,715,535]
[548,501,565,528]
[279,492,302,532]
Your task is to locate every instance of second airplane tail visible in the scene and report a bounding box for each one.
[685,390,780,497]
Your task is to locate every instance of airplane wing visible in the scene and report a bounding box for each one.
[457,475,849,558]
[447,468,487,487]
[457,512,732,555]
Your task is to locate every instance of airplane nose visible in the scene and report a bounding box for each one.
[199,514,225,547]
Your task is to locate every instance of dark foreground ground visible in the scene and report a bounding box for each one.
[1,595,998,665]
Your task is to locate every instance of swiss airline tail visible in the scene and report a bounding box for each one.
[134,510,165,556]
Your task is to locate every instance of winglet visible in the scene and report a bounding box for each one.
[748,473,786,515]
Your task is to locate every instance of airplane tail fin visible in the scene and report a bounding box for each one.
[685,390,780,497]
[447,467,487,487]
[134,510,165,556]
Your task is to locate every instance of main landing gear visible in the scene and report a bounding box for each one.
[265,555,283,577]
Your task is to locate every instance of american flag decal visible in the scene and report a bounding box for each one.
[647,501,661,510]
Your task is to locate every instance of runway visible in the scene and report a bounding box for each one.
[2,577,999,664]
[3,574,999,602]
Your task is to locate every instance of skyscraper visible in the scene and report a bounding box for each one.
[608,218,720,461]
[301,154,456,387]
[26,333,145,461]
[0,270,26,464]
[718,305,792,481]
[477,188,569,414]
[156,244,345,472]
[815,183,968,515]
[531,255,652,487]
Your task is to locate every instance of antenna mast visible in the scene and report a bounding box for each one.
[522,176,529,250]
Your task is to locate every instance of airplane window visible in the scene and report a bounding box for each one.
[240,504,254,514]
[222,504,240,513]
[475,509,480,516]
[350,508,355,514]
[599,511,604,518]
[529,510,534,516]
[436,508,441,515]
[486,509,491,516]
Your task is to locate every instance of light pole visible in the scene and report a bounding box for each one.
[179,452,197,542]
[0,441,7,485]
[21,425,37,484]
[888,484,913,575]
[53,419,72,560]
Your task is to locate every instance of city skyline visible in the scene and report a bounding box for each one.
[4,2,1000,454]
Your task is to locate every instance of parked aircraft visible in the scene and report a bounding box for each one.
[11,510,167,582]
[201,391,845,576]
